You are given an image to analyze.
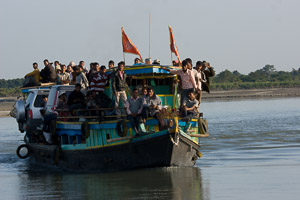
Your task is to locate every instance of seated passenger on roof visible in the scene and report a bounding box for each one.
[24,62,41,87]
[40,59,57,83]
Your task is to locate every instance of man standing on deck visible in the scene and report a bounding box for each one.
[108,60,115,69]
[200,61,215,94]
[90,65,112,107]
[161,60,196,105]
[112,61,128,117]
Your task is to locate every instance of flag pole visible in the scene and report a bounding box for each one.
[149,13,151,59]
[123,52,125,63]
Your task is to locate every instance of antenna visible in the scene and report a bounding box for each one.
[149,13,151,58]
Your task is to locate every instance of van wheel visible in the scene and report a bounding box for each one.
[16,144,30,159]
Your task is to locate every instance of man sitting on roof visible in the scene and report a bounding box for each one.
[23,62,41,87]
[40,59,57,83]
[133,58,143,65]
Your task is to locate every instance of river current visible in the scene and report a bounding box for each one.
[0,97,299,200]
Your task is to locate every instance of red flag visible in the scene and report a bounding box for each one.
[122,27,143,62]
[169,26,181,64]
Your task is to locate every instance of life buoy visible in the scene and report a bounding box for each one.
[116,120,127,137]
[198,118,208,135]
[81,121,90,139]
[16,144,30,159]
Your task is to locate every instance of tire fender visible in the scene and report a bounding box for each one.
[198,118,208,135]
[116,120,127,137]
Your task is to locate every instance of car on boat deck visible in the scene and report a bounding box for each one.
[45,85,75,114]
[16,89,50,133]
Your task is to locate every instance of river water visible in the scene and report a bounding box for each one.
[0,97,300,200]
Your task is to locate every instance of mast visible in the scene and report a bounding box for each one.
[149,13,151,59]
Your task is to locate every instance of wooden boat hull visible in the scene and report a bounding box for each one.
[26,131,200,171]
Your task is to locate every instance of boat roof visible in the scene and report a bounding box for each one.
[108,64,180,78]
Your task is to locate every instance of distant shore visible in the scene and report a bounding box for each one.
[202,87,300,100]
[0,87,299,117]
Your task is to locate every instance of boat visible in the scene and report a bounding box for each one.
[16,64,209,171]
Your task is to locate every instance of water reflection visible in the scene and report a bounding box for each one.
[17,166,206,200]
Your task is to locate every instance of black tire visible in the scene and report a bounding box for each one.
[16,144,30,159]
[199,118,208,135]
[81,121,89,139]
[116,120,127,137]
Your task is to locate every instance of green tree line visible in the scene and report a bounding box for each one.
[211,65,300,90]
[0,78,23,97]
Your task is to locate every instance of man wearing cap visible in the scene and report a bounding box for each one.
[57,64,70,85]
[40,59,57,83]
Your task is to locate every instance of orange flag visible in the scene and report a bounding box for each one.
[169,25,181,64]
[122,27,143,62]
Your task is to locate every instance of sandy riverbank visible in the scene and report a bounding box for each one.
[202,87,300,100]
[0,87,299,117]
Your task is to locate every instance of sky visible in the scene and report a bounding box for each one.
[1,0,300,79]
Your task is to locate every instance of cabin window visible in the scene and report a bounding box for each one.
[127,77,175,95]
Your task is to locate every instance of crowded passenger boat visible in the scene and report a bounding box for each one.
[16,57,215,171]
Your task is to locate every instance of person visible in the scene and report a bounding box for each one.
[126,88,143,135]
[185,58,193,70]
[152,59,160,65]
[162,60,196,105]
[145,58,151,64]
[90,65,112,108]
[75,66,89,94]
[201,61,215,93]
[181,91,198,122]
[108,60,115,69]
[112,61,128,116]
[23,62,40,87]
[56,93,69,121]
[172,60,179,66]
[40,59,57,83]
[90,65,109,92]
[141,88,162,123]
[194,61,204,106]
[67,64,73,81]
[41,95,48,108]
[67,84,86,115]
[136,79,148,96]
[79,60,89,74]
[55,65,62,84]
[141,87,148,97]
[133,58,143,65]
[57,64,70,85]
[88,62,100,82]
[54,61,60,71]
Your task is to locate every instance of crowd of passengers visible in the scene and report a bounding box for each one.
[25,58,214,137]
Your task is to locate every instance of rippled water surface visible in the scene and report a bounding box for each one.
[1,97,300,199]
